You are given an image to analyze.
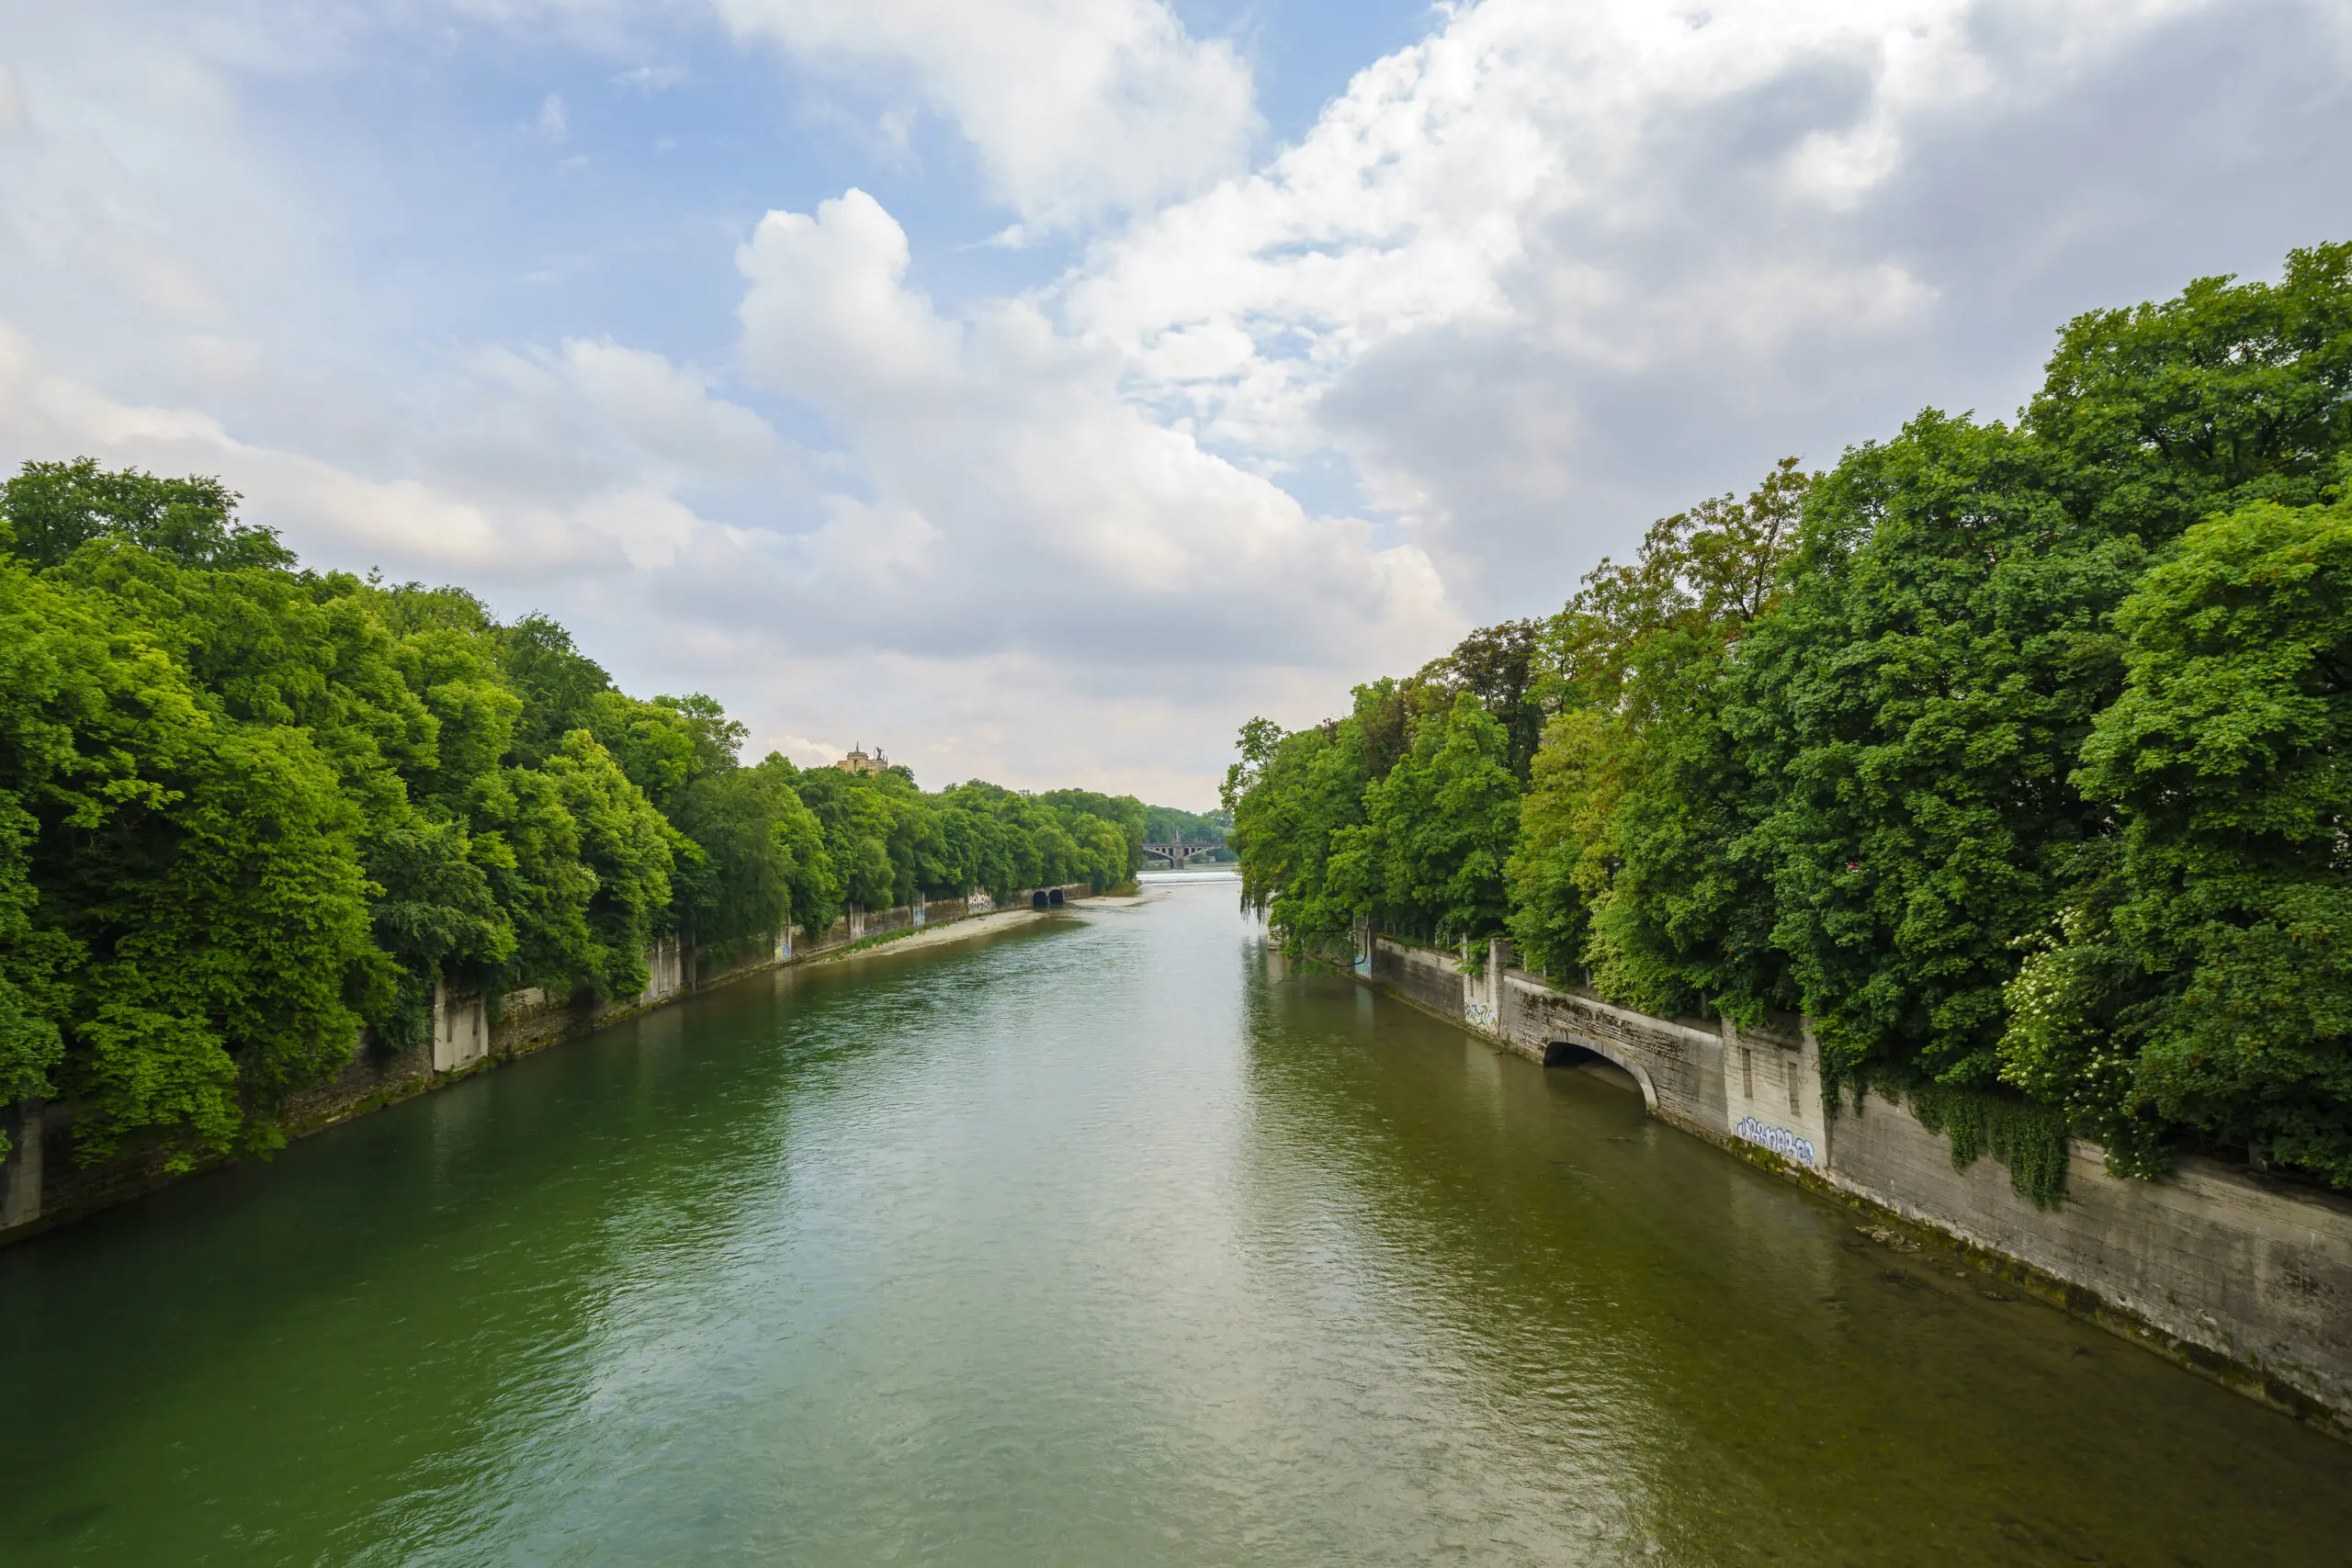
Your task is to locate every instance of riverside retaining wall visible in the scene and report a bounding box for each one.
[0,884,1094,1247]
[1346,922,2352,1434]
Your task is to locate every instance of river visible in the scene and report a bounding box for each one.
[3,873,2346,1565]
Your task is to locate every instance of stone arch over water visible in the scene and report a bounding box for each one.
[1544,1040,1657,1111]
[1032,890,1050,910]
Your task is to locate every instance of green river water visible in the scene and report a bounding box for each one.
[3,873,2347,1565]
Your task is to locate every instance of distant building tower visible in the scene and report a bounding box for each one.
[835,743,889,775]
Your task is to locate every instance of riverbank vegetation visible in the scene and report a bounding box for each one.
[0,464,1151,1168]
[1226,243,2352,1195]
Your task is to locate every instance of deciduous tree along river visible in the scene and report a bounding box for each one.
[4,874,2347,1564]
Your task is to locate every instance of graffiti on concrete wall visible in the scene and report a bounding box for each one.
[1735,1115,1817,1167]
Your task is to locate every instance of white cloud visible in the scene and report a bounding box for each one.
[507,338,790,479]
[535,91,568,141]
[612,63,685,93]
[1067,0,2013,449]
[6,0,2351,806]
[711,0,1260,229]
[731,188,1458,667]
[1052,0,2339,605]
[0,65,31,141]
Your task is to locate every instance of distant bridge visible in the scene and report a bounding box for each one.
[1142,841,1226,868]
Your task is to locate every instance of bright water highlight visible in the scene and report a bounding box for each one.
[4,874,2347,1563]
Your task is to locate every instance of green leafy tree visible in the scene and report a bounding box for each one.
[542,732,678,998]
[499,613,612,766]
[366,817,514,1046]
[668,764,805,950]
[1141,804,1229,846]
[1036,788,1146,885]
[70,721,379,1162]
[1225,716,1372,950]
[1,458,292,571]
[0,558,195,1154]
[1507,459,1809,1001]
[2029,243,2352,543]
[1233,246,2352,1193]
[790,767,900,913]
[1331,693,1519,946]
[1423,620,1549,780]
[1720,415,2134,1087]
[585,692,703,815]
[2005,498,2352,1184]
[1579,622,1785,1020]
[752,756,842,937]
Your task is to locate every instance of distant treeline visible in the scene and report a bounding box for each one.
[1227,243,2352,1195]
[1143,803,1233,860]
[0,461,1152,1168]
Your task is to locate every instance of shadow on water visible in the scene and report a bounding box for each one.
[0,913,1081,1566]
[1235,946,2352,1564]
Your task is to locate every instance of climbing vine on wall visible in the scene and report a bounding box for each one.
[1906,1082,2072,1208]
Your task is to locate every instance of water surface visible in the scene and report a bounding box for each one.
[4,874,2346,1565]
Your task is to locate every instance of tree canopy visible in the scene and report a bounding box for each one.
[1227,243,2352,1196]
[0,467,1149,1170]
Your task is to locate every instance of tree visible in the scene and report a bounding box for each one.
[1142,804,1228,846]
[1226,715,1371,950]
[0,557,181,1155]
[668,766,797,951]
[1230,244,2352,1191]
[753,756,842,937]
[1507,460,1809,1003]
[499,613,611,766]
[1333,693,1519,947]
[543,732,678,998]
[1,458,292,571]
[790,767,899,913]
[1719,414,2135,1088]
[1426,620,1549,780]
[2029,243,2352,545]
[2005,497,2352,1184]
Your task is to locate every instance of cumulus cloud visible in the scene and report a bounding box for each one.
[0,323,541,570]
[729,188,1456,665]
[711,0,1260,228]
[1061,0,2352,604]
[5,0,2351,801]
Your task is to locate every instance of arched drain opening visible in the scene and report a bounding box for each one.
[1047,888,1065,908]
[1031,891,1050,910]
[1544,1041,1643,1094]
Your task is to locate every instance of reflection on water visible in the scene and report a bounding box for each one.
[2,874,2346,1565]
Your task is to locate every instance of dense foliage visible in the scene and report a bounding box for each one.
[0,460,1147,1168]
[1227,244,2352,1194]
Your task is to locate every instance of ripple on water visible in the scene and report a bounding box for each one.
[0,881,2346,1566]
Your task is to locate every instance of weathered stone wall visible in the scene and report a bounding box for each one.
[1498,976,1732,1137]
[1367,934,1470,1019]
[1351,929,2352,1432]
[1825,1103,2352,1420]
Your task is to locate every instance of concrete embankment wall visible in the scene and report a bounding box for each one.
[1348,923,2352,1435]
[0,884,1094,1247]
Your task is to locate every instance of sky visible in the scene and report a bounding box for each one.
[2,0,2349,808]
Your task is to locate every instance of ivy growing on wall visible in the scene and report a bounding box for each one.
[1906,1081,2072,1208]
